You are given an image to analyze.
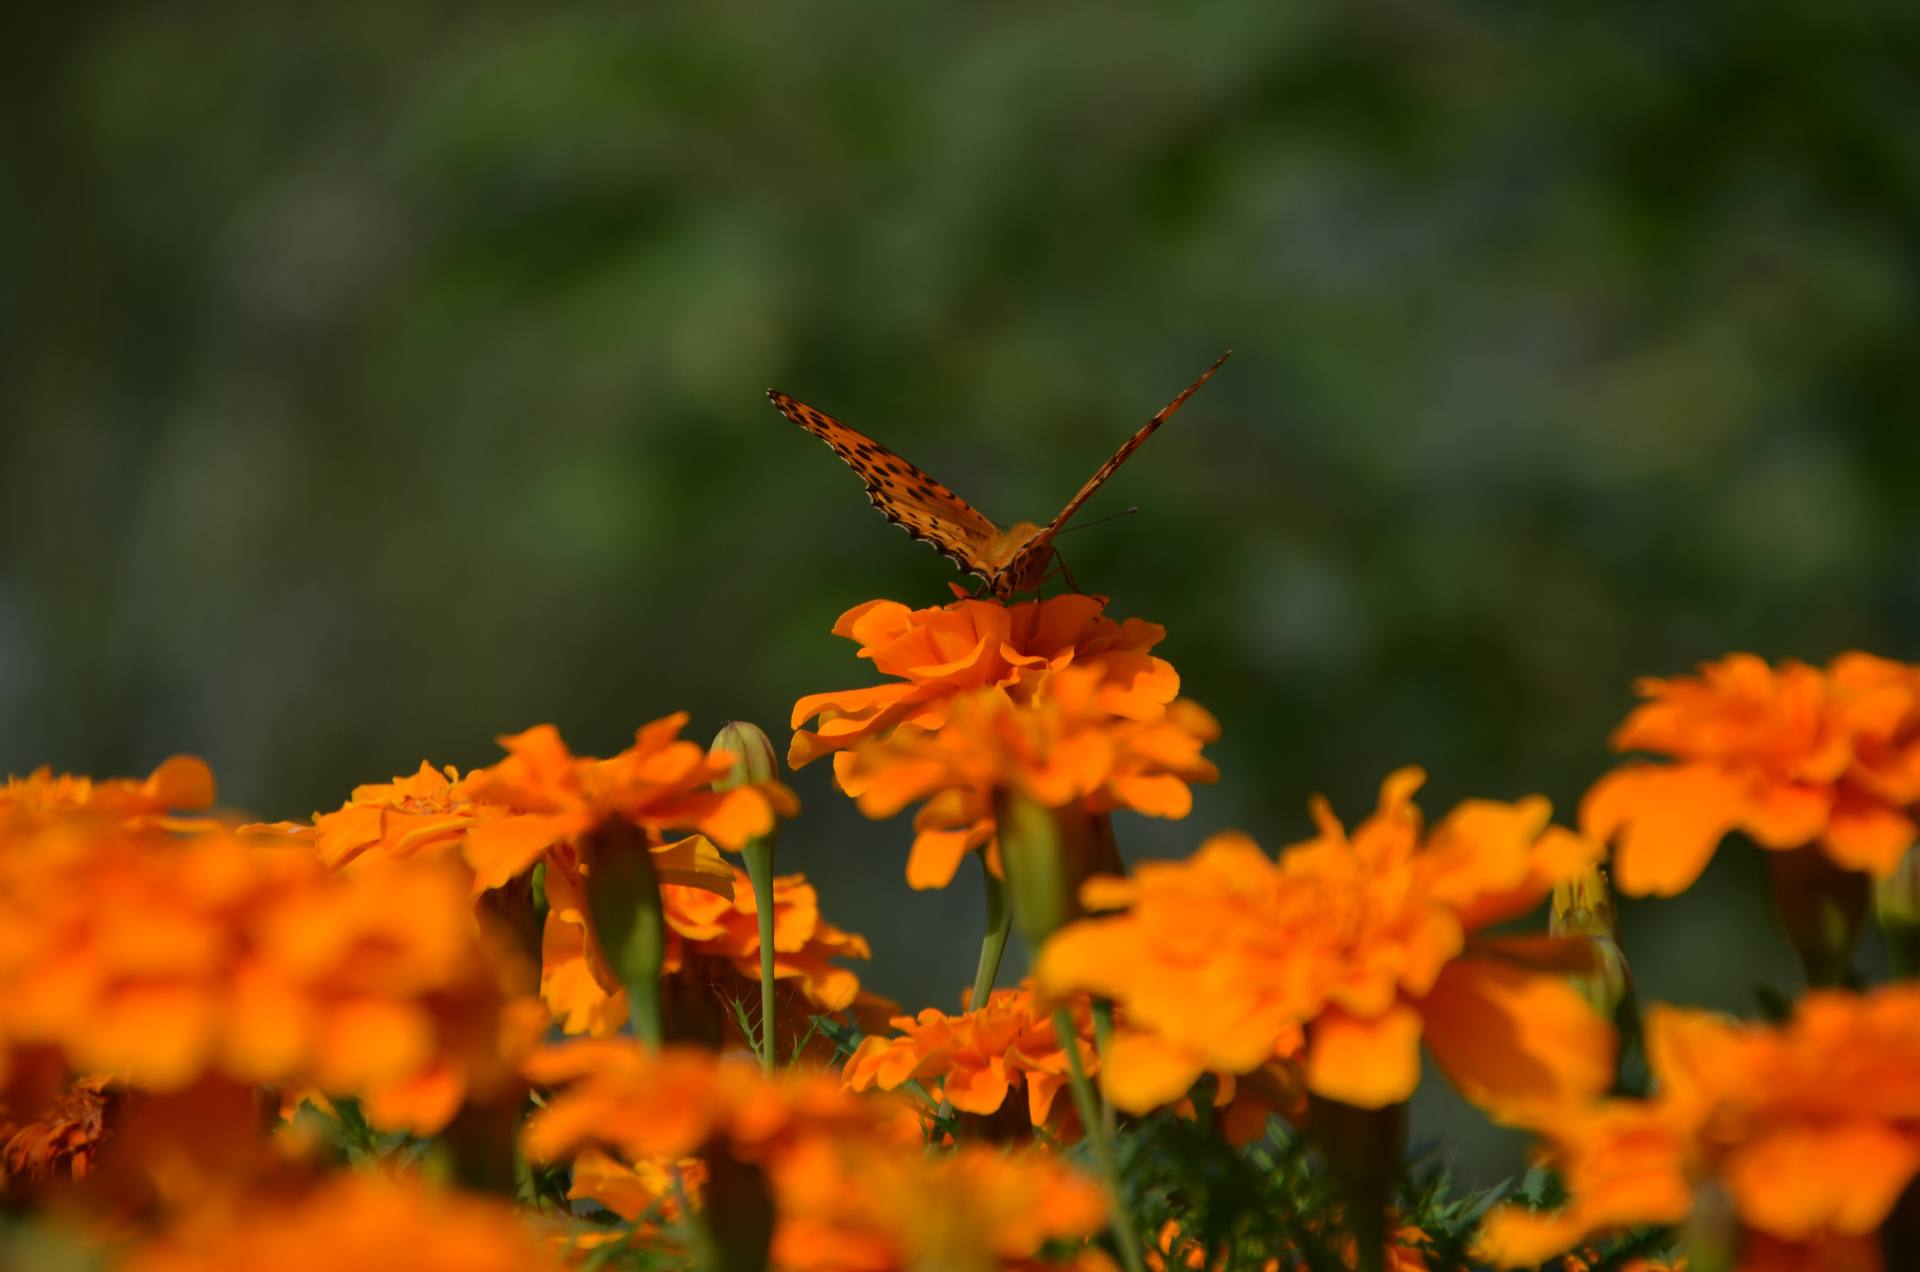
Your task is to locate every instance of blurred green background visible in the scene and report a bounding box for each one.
[5,1,1917,1176]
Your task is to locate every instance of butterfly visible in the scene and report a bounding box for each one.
[767,351,1230,600]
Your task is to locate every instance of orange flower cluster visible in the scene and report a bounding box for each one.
[1584,652,1920,895]
[541,863,875,1039]
[1479,984,1920,1269]
[121,1170,565,1272]
[282,715,777,891]
[1148,1218,1434,1272]
[793,594,1217,888]
[1037,770,1613,1119]
[524,1040,1108,1272]
[0,809,533,1136]
[842,667,1220,889]
[0,755,215,833]
[789,593,1178,768]
[268,720,875,1045]
[843,983,1094,1138]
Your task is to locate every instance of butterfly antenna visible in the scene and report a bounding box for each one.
[1054,505,1140,536]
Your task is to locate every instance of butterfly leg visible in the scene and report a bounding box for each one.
[1053,552,1083,596]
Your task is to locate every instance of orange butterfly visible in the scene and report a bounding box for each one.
[767,351,1230,600]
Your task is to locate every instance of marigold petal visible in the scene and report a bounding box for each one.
[1583,763,1744,897]
[464,814,575,891]
[1823,790,1916,877]
[1304,1004,1423,1109]
[1418,957,1613,1119]
[1723,1122,1920,1240]
[1101,1029,1207,1113]
[1741,779,1834,848]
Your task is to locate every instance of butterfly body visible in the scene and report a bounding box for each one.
[768,351,1229,599]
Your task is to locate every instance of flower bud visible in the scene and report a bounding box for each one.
[1875,845,1920,980]
[711,720,781,793]
[1551,866,1633,1024]
[712,721,784,1071]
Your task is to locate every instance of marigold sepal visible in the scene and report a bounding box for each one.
[580,817,670,1048]
[1767,843,1870,987]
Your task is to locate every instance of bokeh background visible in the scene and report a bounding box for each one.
[6,1,1917,1177]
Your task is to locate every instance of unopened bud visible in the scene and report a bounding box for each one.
[1875,845,1920,980]
[1551,867,1633,1023]
[711,720,780,792]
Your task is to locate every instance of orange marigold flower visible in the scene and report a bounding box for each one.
[843,983,1095,1138]
[1147,1218,1433,1272]
[523,1040,915,1167]
[776,1139,1109,1272]
[527,1039,1106,1272]
[0,819,533,1135]
[0,756,214,833]
[540,864,875,1040]
[287,716,781,893]
[120,1170,566,1272]
[1477,984,1920,1268]
[1582,652,1920,896]
[840,666,1219,889]
[789,592,1178,770]
[1036,769,1613,1120]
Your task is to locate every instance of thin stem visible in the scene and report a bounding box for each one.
[1054,1008,1144,1272]
[1090,998,1117,1136]
[743,839,779,1074]
[971,856,1012,1009]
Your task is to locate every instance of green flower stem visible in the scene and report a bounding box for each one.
[997,787,1141,1272]
[1090,998,1117,1135]
[710,721,787,1072]
[1307,1094,1407,1272]
[1054,1008,1145,1272]
[743,837,780,1073]
[971,855,1012,1009]
[1766,845,1868,988]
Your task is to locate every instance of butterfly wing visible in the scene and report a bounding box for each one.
[1041,350,1232,540]
[767,389,1003,579]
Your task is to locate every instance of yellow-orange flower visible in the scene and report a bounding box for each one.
[523,1040,915,1167]
[283,716,777,893]
[840,666,1219,888]
[776,1139,1109,1272]
[1037,769,1613,1120]
[789,593,1178,770]
[0,816,534,1135]
[1583,652,1920,896]
[843,983,1094,1138]
[1477,984,1920,1268]
[526,1039,1106,1272]
[0,756,214,834]
[1147,1218,1433,1272]
[540,863,876,1040]
[120,1170,566,1272]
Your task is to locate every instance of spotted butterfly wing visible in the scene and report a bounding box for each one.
[765,389,1006,581]
[997,350,1234,589]
[770,350,1229,597]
